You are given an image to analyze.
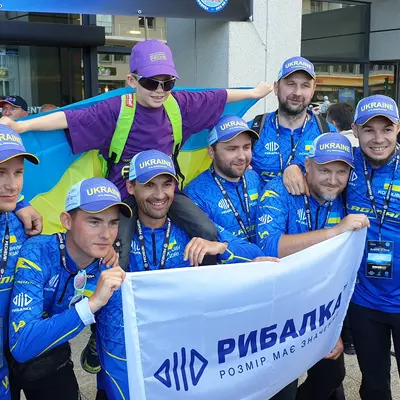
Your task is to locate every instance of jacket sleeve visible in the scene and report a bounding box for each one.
[256,183,290,258]
[216,225,263,263]
[9,243,86,363]
[97,288,129,399]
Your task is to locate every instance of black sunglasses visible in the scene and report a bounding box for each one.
[132,74,176,92]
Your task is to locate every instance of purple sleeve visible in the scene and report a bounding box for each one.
[63,96,121,155]
[174,90,227,142]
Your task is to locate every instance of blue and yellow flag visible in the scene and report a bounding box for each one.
[21,87,258,233]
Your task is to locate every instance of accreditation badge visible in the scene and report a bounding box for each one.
[366,240,394,279]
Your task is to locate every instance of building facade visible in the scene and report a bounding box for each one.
[0,0,399,116]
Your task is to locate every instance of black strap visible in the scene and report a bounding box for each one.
[251,113,270,135]
[172,143,185,190]
[56,233,74,275]
[303,196,333,231]
[0,213,10,280]
[275,112,308,172]
[362,152,400,241]
[210,167,251,241]
[136,218,172,270]
[315,114,330,134]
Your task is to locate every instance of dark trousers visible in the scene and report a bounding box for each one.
[273,354,345,400]
[348,302,400,400]
[296,355,346,400]
[10,359,80,400]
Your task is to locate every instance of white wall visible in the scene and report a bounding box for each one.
[167,0,303,119]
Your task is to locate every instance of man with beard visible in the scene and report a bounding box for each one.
[95,149,267,399]
[184,115,260,242]
[345,95,400,400]
[251,56,337,192]
[256,132,369,400]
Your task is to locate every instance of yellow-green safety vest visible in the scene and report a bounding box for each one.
[100,93,183,179]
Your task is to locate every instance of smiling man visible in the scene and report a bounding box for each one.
[256,132,369,400]
[8,178,128,399]
[184,115,261,243]
[251,56,337,189]
[346,94,400,400]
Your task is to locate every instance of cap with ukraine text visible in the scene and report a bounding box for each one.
[277,56,316,81]
[308,132,354,168]
[130,40,179,79]
[129,150,178,183]
[0,125,39,165]
[65,178,132,218]
[208,115,259,146]
[354,94,399,126]
[0,95,28,112]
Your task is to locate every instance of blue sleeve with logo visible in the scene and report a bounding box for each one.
[97,288,128,399]
[256,178,291,257]
[9,237,85,363]
[216,225,263,262]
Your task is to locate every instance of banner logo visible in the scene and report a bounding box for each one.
[154,348,208,391]
[196,0,229,13]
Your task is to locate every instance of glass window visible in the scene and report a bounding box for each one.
[139,17,155,29]
[0,45,83,113]
[98,52,129,94]
[369,64,396,98]
[114,54,126,63]
[97,15,113,35]
[99,53,112,64]
[312,62,363,112]
[311,1,323,13]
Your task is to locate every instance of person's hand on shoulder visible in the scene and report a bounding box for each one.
[283,165,310,196]
[16,206,43,236]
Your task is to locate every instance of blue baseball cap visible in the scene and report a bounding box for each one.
[65,178,132,217]
[354,95,399,126]
[308,132,354,168]
[208,115,259,146]
[277,56,316,81]
[129,150,178,183]
[0,125,39,165]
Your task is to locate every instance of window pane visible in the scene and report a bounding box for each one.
[0,45,83,113]
[312,62,363,112]
[369,64,396,98]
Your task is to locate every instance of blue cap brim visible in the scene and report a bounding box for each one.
[134,169,178,184]
[356,113,399,126]
[313,155,354,169]
[80,200,132,218]
[0,150,39,165]
[209,129,259,146]
[280,68,316,81]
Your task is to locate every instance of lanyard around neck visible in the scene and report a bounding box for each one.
[275,111,308,172]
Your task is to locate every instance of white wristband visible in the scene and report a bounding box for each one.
[75,297,96,326]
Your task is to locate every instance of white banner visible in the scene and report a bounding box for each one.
[122,229,366,400]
